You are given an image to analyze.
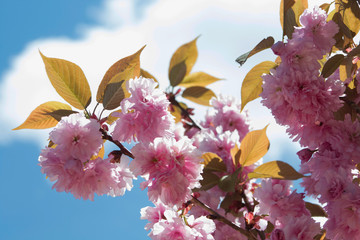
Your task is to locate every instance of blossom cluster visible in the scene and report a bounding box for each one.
[22,3,360,239]
[261,6,360,239]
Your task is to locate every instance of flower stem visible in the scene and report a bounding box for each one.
[100,128,134,159]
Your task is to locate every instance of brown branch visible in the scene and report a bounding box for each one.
[168,93,202,130]
[191,197,257,240]
[100,128,134,159]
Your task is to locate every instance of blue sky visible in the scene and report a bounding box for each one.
[0,0,325,239]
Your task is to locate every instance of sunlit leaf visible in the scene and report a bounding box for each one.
[241,61,277,110]
[230,145,241,168]
[169,102,187,123]
[97,46,145,102]
[321,54,345,78]
[320,3,331,13]
[236,37,275,66]
[335,0,360,37]
[314,230,327,240]
[102,65,134,110]
[140,68,159,86]
[280,0,308,38]
[182,86,216,106]
[39,52,91,110]
[178,72,222,88]
[13,101,72,130]
[91,143,105,160]
[248,161,304,180]
[240,125,270,166]
[305,202,328,217]
[106,109,122,125]
[202,152,227,172]
[169,36,199,85]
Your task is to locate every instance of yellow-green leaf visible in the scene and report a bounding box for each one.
[97,46,145,103]
[241,61,277,111]
[248,160,304,180]
[320,3,331,13]
[202,152,226,172]
[182,86,216,106]
[280,0,308,38]
[169,37,199,84]
[140,68,159,86]
[236,37,275,66]
[335,0,360,37]
[102,66,134,110]
[40,52,91,110]
[305,202,328,217]
[169,102,187,123]
[106,109,122,125]
[230,145,241,168]
[13,101,72,130]
[178,72,222,88]
[240,125,269,166]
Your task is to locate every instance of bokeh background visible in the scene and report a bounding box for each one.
[0,0,324,239]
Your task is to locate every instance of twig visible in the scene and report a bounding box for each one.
[191,197,257,240]
[100,128,134,159]
[168,93,202,130]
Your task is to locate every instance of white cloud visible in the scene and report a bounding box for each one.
[0,0,325,147]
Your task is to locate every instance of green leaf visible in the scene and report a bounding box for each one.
[202,152,227,172]
[39,52,91,110]
[305,202,328,217]
[102,66,134,110]
[169,37,199,85]
[196,170,220,191]
[218,175,236,192]
[13,101,73,130]
[321,54,345,78]
[218,168,241,192]
[240,125,270,166]
[169,60,187,86]
[97,46,145,103]
[248,161,304,180]
[178,72,222,88]
[236,37,275,66]
[182,86,216,106]
[241,61,277,110]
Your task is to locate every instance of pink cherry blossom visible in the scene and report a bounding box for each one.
[131,137,203,206]
[281,215,321,240]
[253,179,309,223]
[49,113,103,161]
[112,77,174,143]
[203,95,249,140]
[39,147,134,200]
[294,6,339,54]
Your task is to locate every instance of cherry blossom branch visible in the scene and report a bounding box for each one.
[167,93,202,130]
[100,128,134,159]
[191,196,257,240]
